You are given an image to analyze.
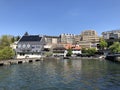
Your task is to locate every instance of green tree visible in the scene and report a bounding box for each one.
[81,48,87,53]
[87,48,97,55]
[45,51,53,57]
[0,47,15,60]
[0,35,15,60]
[16,36,20,41]
[11,36,15,43]
[99,38,108,50]
[109,42,120,53]
[81,48,97,56]
[0,35,12,49]
[66,49,72,56]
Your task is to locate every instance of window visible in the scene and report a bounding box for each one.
[23,44,26,48]
[27,44,30,48]
[18,44,21,48]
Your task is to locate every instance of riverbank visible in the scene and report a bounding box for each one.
[0,57,65,66]
[0,56,105,67]
[105,54,120,62]
[64,56,105,60]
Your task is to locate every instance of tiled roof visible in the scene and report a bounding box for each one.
[19,35,42,42]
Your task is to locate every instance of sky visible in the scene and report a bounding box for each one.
[0,0,120,36]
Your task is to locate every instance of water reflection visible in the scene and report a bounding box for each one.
[0,59,119,90]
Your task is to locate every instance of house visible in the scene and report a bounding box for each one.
[64,44,82,56]
[52,47,66,57]
[16,33,45,59]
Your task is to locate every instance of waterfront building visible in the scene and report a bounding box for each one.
[16,33,45,59]
[79,30,99,49]
[64,44,82,55]
[79,41,91,48]
[52,47,66,57]
[60,33,75,44]
[102,30,120,39]
[78,40,98,49]
[102,30,120,46]
[81,30,99,43]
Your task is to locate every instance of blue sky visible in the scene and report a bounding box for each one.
[0,0,120,36]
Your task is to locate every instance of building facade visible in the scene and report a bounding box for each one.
[60,33,75,44]
[81,30,99,43]
[102,30,120,39]
[16,34,45,59]
[44,35,61,51]
[102,30,120,46]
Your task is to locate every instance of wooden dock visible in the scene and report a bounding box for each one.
[0,58,42,66]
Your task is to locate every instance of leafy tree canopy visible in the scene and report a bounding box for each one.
[99,38,108,49]
[0,35,15,60]
[109,42,120,53]
[0,35,12,49]
[0,47,15,60]
[66,49,72,56]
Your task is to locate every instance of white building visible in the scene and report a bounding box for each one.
[102,30,120,39]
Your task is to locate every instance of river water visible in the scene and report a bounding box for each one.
[0,59,119,90]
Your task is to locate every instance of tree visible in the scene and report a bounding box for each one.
[0,35,12,49]
[0,47,15,60]
[81,48,97,56]
[0,35,15,60]
[16,36,20,41]
[81,48,87,53]
[66,49,72,56]
[109,42,120,53]
[99,38,108,50]
[87,48,97,55]
[11,36,15,43]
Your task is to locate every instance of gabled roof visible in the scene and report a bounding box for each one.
[19,35,42,42]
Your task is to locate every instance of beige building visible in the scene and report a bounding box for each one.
[81,30,99,43]
[44,35,61,50]
[78,30,100,49]
[79,41,98,49]
[44,35,60,44]
[79,41,91,48]
[60,33,75,44]
[74,35,81,44]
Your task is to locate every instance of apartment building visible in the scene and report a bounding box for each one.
[60,33,75,44]
[81,30,99,43]
[102,30,120,39]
